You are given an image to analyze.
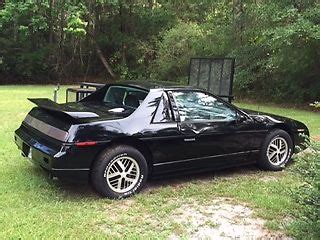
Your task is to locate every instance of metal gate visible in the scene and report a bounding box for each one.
[188,57,235,102]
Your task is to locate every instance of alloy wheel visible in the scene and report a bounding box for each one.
[105,156,140,193]
[266,137,289,166]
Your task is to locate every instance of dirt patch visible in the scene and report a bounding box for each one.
[170,198,291,240]
[312,135,320,142]
[260,175,278,182]
[117,198,135,211]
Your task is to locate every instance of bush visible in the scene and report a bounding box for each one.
[151,22,206,82]
[233,3,320,103]
[291,140,320,239]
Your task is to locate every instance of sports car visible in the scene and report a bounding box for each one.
[14,82,309,198]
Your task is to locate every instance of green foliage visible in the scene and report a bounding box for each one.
[14,48,50,80]
[233,1,320,103]
[64,13,87,37]
[0,0,319,102]
[152,22,205,81]
[291,140,320,239]
[0,0,51,81]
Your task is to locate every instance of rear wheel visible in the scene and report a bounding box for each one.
[91,145,148,199]
[258,129,293,171]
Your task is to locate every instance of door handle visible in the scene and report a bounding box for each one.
[184,138,196,142]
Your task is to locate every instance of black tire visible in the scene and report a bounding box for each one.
[258,129,293,171]
[91,145,148,199]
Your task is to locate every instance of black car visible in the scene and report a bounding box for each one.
[14,82,309,198]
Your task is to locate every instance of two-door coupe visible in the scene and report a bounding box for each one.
[14,82,309,198]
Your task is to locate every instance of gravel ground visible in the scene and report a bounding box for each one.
[169,198,291,240]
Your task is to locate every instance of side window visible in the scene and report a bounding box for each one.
[104,86,148,109]
[172,91,237,122]
[152,93,173,123]
[126,89,148,104]
[104,86,126,105]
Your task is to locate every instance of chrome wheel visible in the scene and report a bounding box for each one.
[105,156,140,193]
[267,137,289,166]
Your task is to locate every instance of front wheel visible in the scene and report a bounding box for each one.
[258,129,293,171]
[91,145,148,199]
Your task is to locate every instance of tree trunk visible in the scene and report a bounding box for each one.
[48,0,55,44]
[84,0,116,79]
[57,0,65,78]
[94,42,116,79]
[119,1,127,66]
[233,0,244,46]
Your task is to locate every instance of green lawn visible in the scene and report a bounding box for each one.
[0,85,319,239]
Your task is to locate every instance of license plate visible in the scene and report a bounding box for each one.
[27,147,32,159]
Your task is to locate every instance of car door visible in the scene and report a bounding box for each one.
[167,90,263,171]
[139,92,187,174]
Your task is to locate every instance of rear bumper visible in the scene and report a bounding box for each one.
[15,127,91,181]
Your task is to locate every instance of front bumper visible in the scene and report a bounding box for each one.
[14,126,91,181]
[293,129,310,153]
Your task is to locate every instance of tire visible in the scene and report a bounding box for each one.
[91,145,148,199]
[258,129,293,171]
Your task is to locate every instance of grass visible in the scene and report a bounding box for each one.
[0,85,319,239]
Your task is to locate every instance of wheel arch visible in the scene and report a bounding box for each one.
[91,137,154,175]
[272,123,295,145]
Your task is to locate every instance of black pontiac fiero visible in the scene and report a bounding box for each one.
[15,82,309,198]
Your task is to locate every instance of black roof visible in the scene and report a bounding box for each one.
[118,80,196,91]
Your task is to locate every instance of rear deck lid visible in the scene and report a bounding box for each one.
[28,98,131,121]
[28,98,100,119]
[23,98,131,142]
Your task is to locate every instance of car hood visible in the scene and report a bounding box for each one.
[241,108,308,132]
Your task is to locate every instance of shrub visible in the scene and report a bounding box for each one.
[291,139,320,239]
[151,22,206,82]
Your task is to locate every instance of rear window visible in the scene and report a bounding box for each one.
[104,86,148,109]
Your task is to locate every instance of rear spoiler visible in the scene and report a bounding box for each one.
[28,98,99,119]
